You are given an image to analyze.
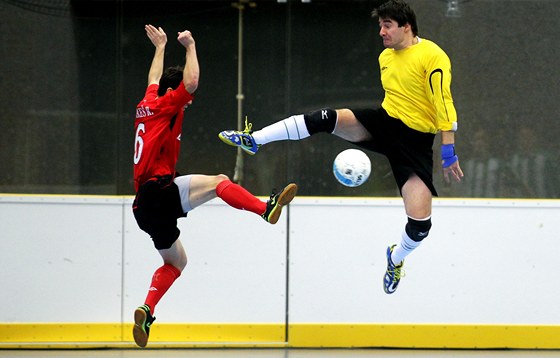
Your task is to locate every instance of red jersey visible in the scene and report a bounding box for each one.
[133,82,194,192]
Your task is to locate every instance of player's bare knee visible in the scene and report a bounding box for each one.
[336,108,354,119]
[304,108,337,134]
[215,174,230,183]
[211,175,230,195]
[177,256,188,271]
[405,217,432,242]
[167,255,187,271]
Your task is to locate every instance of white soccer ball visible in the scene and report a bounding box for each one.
[333,149,371,187]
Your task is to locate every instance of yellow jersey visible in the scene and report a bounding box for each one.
[379,38,457,134]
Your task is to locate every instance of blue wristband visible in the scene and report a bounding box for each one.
[441,144,458,168]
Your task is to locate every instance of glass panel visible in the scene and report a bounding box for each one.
[1,0,558,198]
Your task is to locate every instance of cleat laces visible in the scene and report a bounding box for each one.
[243,116,253,134]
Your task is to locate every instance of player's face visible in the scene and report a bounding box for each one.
[378,18,408,50]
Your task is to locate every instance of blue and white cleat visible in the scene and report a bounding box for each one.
[218,117,260,155]
[383,244,404,294]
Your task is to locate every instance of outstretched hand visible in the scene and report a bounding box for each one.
[177,30,195,48]
[443,160,464,183]
[145,24,167,48]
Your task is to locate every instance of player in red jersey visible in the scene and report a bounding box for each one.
[131,25,297,348]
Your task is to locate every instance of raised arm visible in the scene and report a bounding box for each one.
[177,30,199,94]
[145,24,167,86]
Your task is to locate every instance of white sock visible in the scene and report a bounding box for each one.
[252,115,310,145]
[391,230,421,266]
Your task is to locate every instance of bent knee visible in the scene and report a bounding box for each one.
[214,174,232,197]
[214,174,230,188]
[336,108,355,121]
[176,256,188,271]
[333,109,370,142]
[216,174,230,182]
[405,217,432,242]
[166,258,187,272]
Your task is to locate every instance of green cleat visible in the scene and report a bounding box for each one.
[133,304,155,348]
[262,183,298,224]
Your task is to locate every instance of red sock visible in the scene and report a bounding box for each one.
[216,180,266,215]
[144,264,181,314]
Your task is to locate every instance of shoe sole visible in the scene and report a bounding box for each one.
[133,308,148,348]
[218,133,257,155]
[267,183,298,225]
[384,274,398,294]
[383,245,402,294]
[218,133,237,147]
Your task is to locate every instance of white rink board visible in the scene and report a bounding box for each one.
[122,197,289,323]
[288,198,560,324]
[0,195,558,325]
[0,196,124,322]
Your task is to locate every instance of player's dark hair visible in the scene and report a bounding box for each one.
[372,0,418,37]
[158,66,184,97]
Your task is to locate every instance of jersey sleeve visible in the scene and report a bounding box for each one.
[425,50,458,132]
[142,84,159,102]
[163,81,194,111]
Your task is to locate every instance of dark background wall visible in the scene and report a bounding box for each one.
[1,0,558,198]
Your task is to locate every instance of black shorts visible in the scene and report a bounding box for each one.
[132,175,187,250]
[349,107,438,196]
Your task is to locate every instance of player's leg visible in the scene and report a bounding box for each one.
[133,239,185,348]
[383,175,432,294]
[213,175,297,224]
[178,173,265,213]
[218,108,370,154]
[147,239,187,310]
[177,174,297,224]
[133,178,188,347]
[174,174,221,210]
[393,175,432,264]
[144,240,186,312]
[331,109,372,142]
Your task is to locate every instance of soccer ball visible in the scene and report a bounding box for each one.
[333,149,371,187]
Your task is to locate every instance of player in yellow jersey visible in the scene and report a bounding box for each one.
[218,0,463,294]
